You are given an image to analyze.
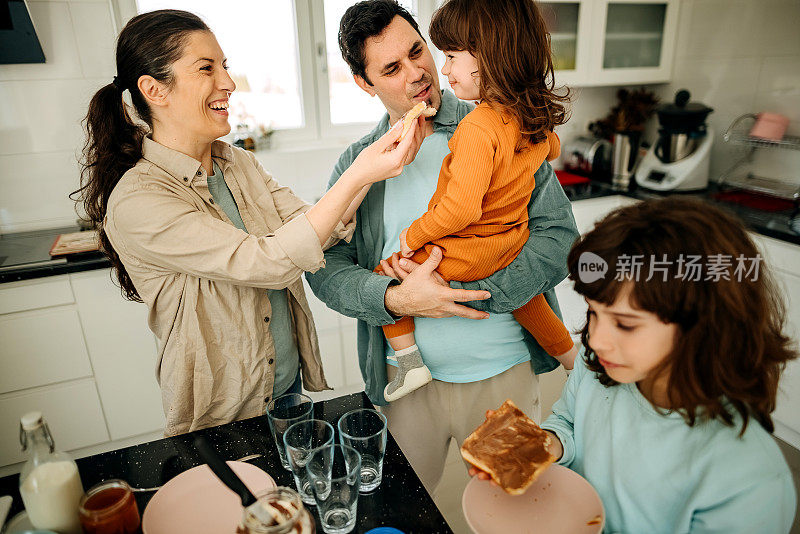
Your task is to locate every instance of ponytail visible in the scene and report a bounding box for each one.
[73,83,145,301]
[71,9,209,302]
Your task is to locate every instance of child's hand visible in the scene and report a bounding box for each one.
[555,343,578,371]
[399,228,414,258]
[466,409,564,480]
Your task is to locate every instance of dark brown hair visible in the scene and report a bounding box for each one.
[338,0,422,85]
[568,197,796,435]
[429,0,569,150]
[72,10,209,302]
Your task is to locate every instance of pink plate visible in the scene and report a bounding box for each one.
[142,461,276,534]
[462,464,604,534]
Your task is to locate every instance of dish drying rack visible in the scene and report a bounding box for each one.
[718,113,800,203]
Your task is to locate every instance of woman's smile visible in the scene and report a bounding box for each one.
[208,98,229,116]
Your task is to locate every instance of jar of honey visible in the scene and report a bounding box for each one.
[78,479,141,534]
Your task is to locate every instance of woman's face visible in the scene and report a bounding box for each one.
[585,284,678,397]
[159,30,235,143]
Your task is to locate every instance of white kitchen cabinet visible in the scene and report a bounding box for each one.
[339,316,364,391]
[70,269,165,441]
[540,0,679,87]
[301,279,368,400]
[0,379,109,467]
[0,269,165,469]
[752,235,800,450]
[557,195,639,336]
[317,330,346,390]
[0,276,74,315]
[0,306,93,394]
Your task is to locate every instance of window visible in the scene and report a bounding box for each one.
[126,0,417,146]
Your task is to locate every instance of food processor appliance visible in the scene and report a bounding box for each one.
[635,90,714,191]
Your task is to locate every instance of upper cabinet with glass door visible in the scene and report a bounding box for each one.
[540,0,678,87]
[539,1,593,87]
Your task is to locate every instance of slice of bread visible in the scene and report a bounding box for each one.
[460,399,556,495]
[399,101,436,140]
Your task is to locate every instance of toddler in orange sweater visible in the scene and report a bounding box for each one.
[377,0,578,402]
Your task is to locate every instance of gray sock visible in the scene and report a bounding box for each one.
[386,345,425,397]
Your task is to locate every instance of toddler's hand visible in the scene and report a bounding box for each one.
[556,343,578,371]
[399,228,414,258]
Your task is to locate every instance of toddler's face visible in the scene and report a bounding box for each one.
[585,284,678,397]
[441,50,480,101]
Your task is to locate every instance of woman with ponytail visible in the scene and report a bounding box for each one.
[75,9,423,436]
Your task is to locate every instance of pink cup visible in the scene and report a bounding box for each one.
[749,112,790,141]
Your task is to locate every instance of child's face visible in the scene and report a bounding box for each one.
[585,284,678,393]
[441,50,480,101]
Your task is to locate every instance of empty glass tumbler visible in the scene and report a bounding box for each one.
[267,393,314,470]
[283,419,335,505]
[307,444,361,534]
[336,409,387,493]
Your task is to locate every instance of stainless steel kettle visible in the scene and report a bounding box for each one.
[563,136,613,179]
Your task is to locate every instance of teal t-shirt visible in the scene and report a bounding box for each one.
[207,160,300,396]
[381,132,531,382]
[542,352,796,533]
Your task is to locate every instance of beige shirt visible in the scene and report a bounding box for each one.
[104,137,354,436]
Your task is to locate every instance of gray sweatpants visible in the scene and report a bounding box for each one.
[381,361,541,493]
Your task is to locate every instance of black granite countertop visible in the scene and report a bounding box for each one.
[0,392,452,533]
[2,181,797,285]
[562,179,800,246]
[0,226,109,284]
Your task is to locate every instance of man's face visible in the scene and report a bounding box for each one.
[356,16,441,123]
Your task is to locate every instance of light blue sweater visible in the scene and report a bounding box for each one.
[542,354,796,533]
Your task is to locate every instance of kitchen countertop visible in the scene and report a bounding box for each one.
[1,180,797,285]
[562,179,800,246]
[0,392,453,533]
[0,226,109,284]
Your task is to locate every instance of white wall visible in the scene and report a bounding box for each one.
[661,0,800,185]
[0,0,119,234]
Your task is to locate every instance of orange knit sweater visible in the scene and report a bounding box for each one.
[404,102,560,280]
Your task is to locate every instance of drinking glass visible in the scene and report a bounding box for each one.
[267,393,314,470]
[336,409,387,493]
[283,419,335,505]
[307,444,361,534]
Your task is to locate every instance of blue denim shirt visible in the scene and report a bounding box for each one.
[306,90,579,405]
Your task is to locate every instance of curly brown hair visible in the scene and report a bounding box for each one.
[567,197,797,435]
[429,0,569,151]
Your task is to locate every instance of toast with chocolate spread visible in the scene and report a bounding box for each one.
[461,399,556,495]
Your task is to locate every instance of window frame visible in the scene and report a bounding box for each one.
[113,0,429,149]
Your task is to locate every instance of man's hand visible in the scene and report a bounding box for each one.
[383,246,491,319]
[399,227,414,258]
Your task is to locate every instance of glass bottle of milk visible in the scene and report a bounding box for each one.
[18,411,84,534]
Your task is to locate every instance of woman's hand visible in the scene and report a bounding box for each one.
[399,228,415,258]
[349,115,424,186]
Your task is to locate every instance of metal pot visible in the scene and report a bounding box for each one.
[655,132,699,163]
